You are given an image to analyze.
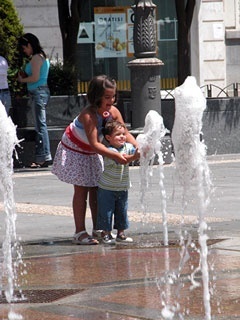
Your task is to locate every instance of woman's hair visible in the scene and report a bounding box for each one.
[102,120,126,138]
[18,33,46,58]
[87,75,117,108]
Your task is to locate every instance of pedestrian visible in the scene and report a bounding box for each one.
[18,33,52,168]
[96,120,139,244]
[52,75,137,245]
[0,55,11,115]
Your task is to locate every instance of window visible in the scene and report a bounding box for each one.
[77,0,177,90]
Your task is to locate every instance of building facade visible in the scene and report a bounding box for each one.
[192,0,240,96]
[14,0,240,94]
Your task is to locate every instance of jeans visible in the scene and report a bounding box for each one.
[0,89,11,115]
[28,86,52,163]
[97,188,129,232]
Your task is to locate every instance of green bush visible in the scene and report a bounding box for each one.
[0,0,24,96]
[48,62,78,96]
[1,1,77,97]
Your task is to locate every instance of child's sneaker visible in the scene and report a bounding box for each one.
[93,230,116,240]
[102,233,116,245]
[116,233,133,243]
[92,229,103,240]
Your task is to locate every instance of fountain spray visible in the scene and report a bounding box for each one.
[136,110,168,245]
[172,76,212,319]
[0,102,24,319]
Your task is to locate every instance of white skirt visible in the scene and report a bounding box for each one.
[52,134,103,187]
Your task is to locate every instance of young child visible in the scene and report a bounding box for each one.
[52,75,137,245]
[96,120,139,244]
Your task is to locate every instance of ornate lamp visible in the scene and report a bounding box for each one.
[127,0,163,129]
[133,0,157,58]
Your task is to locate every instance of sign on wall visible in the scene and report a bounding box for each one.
[77,22,94,43]
[94,7,134,58]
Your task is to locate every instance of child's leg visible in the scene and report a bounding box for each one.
[72,185,98,245]
[73,185,88,234]
[97,188,116,244]
[113,191,129,233]
[96,188,114,232]
[114,191,133,242]
[88,186,98,230]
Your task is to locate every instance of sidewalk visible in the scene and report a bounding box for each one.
[0,154,239,319]
[1,153,240,242]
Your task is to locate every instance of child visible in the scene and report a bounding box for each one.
[96,120,139,244]
[52,75,137,245]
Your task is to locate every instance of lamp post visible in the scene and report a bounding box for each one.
[127,0,163,129]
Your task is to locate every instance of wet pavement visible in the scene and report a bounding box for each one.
[0,154,240,319]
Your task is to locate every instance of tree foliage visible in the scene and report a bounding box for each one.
[0,0,24,95]
[175,0,196,85]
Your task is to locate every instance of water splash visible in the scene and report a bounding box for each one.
[172,76,213,319]
[0,102,23,319]
[136,110,168,245]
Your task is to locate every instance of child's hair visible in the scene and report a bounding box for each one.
[102,120,126,138]
[87,75,117,108]
[18,33,46,58]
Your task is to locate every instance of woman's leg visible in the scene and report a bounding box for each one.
[73,185,88,234]
[89,187,98,230]
[31,88,52,163]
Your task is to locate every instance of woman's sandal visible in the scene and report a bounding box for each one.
[30,162,49,168]
[72,231,99,245]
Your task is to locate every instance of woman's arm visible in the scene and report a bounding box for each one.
[18,55,42,84]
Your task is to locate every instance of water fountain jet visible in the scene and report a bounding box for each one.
[137,77,213,319]
[0,101,23,319]
[136,110,168,245]
[172,76,212,319]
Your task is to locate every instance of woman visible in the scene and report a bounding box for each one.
[52,75,138,245]
[18,33,52,168]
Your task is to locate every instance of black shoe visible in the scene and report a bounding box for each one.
[102,234,115,245]
[29,161,49,168]
[116,234,133,243]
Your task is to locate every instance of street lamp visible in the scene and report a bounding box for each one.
[127,0,163,129]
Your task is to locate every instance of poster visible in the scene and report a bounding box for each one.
[94,7,127,58]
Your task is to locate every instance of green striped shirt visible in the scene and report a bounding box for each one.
[98,143,135,191]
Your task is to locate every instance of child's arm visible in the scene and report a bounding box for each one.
[124,147,140,164]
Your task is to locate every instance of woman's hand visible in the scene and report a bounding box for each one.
[17,70,28,83]
[17,72,23,83]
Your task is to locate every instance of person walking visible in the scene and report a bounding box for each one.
[96,120,139,244]
[52,75,137,245]
[0,55,11,115]
[18,33,52,168]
